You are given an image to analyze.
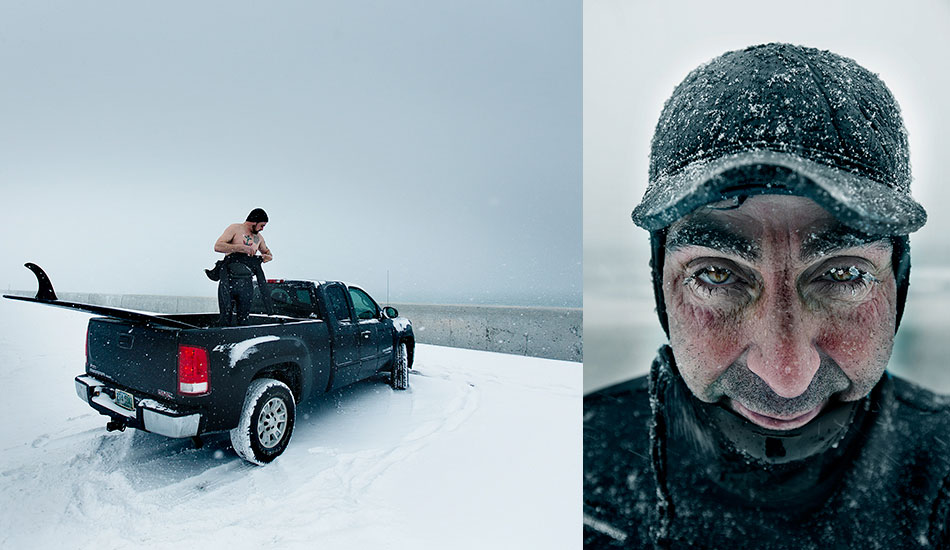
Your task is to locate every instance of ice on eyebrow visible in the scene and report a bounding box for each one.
[801,226,889,258]
[667,222,758,258]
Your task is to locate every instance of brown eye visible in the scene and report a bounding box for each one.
[826,266,861,283]
[697,266,733,285]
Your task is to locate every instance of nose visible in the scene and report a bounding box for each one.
[744,280,821,399]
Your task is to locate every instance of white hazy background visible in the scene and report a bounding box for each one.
[585,0,950,392]
[1,0,581,308]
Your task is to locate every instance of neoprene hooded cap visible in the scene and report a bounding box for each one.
[632,42,926,236]
[246,208,269,223]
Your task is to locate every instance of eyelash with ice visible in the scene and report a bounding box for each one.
[811,265,880,296]
[683,265,746,295]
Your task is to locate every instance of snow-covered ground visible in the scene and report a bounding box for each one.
[0,299,581,549]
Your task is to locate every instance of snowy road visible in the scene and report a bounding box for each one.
[0,300,581,549]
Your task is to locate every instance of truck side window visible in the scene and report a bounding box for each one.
[326,286,352,322]
[348,288,379,320]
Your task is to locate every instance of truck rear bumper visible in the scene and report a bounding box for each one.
[75,375,201,438]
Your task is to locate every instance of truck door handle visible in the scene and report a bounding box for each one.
[361,331,371,339]
[118,334,134,349]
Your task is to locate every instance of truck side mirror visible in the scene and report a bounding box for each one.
[383,306,398,318]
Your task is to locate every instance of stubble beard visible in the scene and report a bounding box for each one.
[706,354,852,420]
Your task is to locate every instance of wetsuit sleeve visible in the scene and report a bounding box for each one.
[250,257,274,315]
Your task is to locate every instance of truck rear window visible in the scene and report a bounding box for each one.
[251,283,320,319]
[326,285,352,321]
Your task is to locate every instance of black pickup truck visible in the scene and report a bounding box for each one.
[4,263,415,465]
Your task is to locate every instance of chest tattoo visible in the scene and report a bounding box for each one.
[243,235,253,246]
[253,235,259,244]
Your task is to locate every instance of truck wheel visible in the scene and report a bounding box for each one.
[391,342,409,390]
[230,378,296,465]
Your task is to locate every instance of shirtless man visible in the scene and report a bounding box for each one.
[213,208,273,326]
[214,208,273,262]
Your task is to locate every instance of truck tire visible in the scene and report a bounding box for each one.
[391,342,409,390]
[230,378,296,465]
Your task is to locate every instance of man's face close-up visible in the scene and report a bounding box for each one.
[251,222,266,234]
[662,194,898,430]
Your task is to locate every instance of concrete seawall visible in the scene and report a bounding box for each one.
[392,303,582,363]
[6,291,582,363]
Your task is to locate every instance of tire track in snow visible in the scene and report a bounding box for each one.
[333,373,480,495]
[301,369,480,499]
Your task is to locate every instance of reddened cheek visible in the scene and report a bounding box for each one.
[815,291,896,398]
[667,287,744,387]
[815,292,894,351]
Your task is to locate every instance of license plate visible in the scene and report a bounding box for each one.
[115,389,135,411]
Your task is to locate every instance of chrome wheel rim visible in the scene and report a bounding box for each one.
[257,397,288,449]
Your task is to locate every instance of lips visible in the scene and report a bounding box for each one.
[730,399,826,430]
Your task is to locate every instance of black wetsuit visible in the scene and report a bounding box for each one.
[584,345,950,549]
[216,253,273,326]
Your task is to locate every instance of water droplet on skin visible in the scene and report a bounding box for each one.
[784,367,791,375]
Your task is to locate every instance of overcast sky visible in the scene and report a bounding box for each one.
[586,0,950,303]
[1,0,581,307]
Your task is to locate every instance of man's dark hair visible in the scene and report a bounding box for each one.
[246,208,269,223]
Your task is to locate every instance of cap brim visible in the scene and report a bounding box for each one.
[632,150,927,236]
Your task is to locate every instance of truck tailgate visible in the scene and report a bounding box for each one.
[86,318,179,397]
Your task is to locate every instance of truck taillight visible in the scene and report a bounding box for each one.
[178,345,209,395]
